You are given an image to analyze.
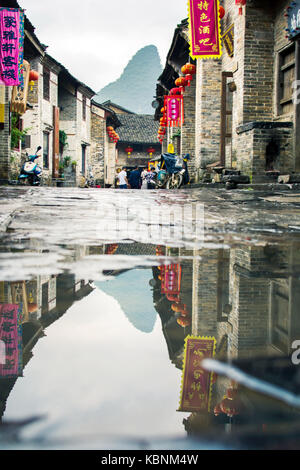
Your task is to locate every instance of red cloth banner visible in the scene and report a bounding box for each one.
[0,303,23,379]
[178,336,216,412]
[164,95,184,127]
[188,0,222,59]
[0,8,24,86]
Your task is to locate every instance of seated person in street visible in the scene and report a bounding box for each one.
[117,167,128,189]
[129,166,141,189]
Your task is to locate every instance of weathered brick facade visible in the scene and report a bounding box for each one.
[0,87,12,183]
[90,103,106,185]
[156,0,299,182]
[195,59,222,170]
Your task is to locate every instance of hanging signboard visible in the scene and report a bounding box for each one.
[222,24,234,58]
[286,0,300,40]
[11,59,30,115]
[0,303,23,379]
[188,0,222,60]
[0,8,25,87]
[0,85,4,129]
[164,95,184,127]
[178,336,216,412]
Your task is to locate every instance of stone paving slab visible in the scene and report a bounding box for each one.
[0,187,31,232]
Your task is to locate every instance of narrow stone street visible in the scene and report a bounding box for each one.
[0,186,300,449]
[1,0,300,455]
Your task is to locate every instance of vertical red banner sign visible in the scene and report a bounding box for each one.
[164,95,184,127]
[178,336,216,412]
[0,304,23,379]
[0,8,25,86]
[188,0,222,59]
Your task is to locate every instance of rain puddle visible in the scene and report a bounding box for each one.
[0,187,300,450]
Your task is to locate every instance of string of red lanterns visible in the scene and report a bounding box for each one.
[125,146,133,157]
[157,63,196,144]
[156,6,227,145]
[106,126,120,144]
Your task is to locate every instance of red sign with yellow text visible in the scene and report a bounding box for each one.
[188,0,222,59]
[178,336,216,412]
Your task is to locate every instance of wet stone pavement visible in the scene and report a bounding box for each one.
[0,186,300,449]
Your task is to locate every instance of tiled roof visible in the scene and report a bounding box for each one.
[100,100,136,115]
[117,114,159,144]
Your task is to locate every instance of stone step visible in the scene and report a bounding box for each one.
[222,175,250,184]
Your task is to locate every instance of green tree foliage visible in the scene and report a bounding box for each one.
[11,112,30,149]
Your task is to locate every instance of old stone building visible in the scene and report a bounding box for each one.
[0,0,46,184]
[155,0,300,183]
[0,1,97,187]
[216,0,299,182]
[20,53,61,185]
[10,51,96,187]
[99,101,161,170]
[90,100,121,187]
[117,113,160,169]
[55,58,95,186]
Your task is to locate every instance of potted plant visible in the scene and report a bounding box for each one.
[58,162,64,178]
[63,156,71,167]
[71,160,77,171]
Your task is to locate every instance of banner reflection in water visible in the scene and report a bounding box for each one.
[0,303,22,379]
[179,336,216,413]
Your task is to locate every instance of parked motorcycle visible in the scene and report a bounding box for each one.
[150,153,190,189]
[18,146,42,186]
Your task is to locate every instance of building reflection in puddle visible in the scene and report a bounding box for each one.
[0,240,300,447]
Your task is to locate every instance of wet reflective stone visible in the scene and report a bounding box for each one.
[0,187,300,449]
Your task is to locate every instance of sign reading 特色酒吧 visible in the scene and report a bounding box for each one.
[287,0,300,40]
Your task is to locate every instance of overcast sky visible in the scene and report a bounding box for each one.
[19,0,188,93]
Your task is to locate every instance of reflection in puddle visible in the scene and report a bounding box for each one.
[0,240,300,449]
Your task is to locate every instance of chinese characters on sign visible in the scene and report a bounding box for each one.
[11,59,30,114]
[178,336,216,412]
[0,8,25,86]
[288,0,300,40]
[0,303,23,379]
[164,95,184,127]
[188,0,222,59]
[222,25,234,58]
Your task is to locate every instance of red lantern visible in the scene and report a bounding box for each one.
[177,316,191,327]
[181,63,196,75]
[29,70,39,82]
[156,245,164,255]
[170,87,183,96]
[147,147,156,156]
[125,146,133,156]
[185,74,194,86]
[236,0,246,15]
[179,304,189,317]
[175,77,187,87]
[219,6,225,19]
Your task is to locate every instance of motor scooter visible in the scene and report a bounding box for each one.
[18,146,42,186]
[150,153,190,189]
